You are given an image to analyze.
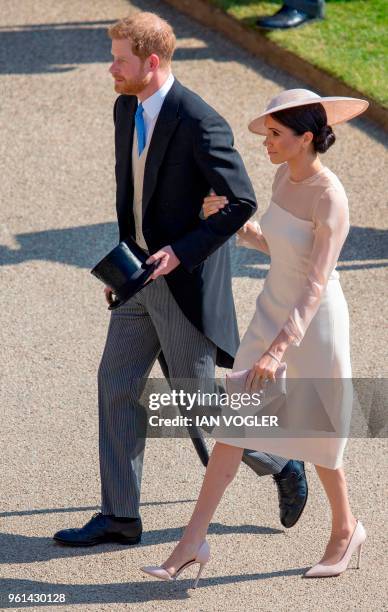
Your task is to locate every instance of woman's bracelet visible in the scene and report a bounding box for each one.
[266,350,282,365]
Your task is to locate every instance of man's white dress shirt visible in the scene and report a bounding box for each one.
[132,73,175,249]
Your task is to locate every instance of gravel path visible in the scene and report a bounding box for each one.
[1,1,387,610]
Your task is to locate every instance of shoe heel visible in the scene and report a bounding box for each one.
[193,563,205,589]
[115,534,142,546]
[356,544,362,569]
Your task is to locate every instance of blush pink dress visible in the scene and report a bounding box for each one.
[222,163,353,469]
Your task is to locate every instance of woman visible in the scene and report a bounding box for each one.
[141,89,368,585]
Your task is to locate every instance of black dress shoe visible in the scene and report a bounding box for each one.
[53,513,142,547]
[256,6,319,30]
[273,460,308,528]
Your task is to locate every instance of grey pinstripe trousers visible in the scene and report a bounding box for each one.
[98,276,287,518]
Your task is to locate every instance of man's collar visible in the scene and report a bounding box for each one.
[139,73,175,120]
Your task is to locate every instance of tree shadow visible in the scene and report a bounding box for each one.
[0,522,282,565]
[1,222,386,279]
[0,222,117,270]
[0,17,293,73]
[0,500,199,519]
[0,15,286,75]
[0,20,117,75]
[232,224,388,278]
[0,1,386,145]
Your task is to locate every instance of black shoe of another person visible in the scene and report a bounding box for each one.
[256,6,320,30]
[53,513,142,546]
[273,460,308,528]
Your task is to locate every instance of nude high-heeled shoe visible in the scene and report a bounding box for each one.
[304,520,366,578]
[140,540,210,588]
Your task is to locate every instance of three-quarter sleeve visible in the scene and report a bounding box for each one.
[236,221,270,254]
[281,188,350,346]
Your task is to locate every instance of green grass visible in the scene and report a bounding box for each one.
[210,0,388,106]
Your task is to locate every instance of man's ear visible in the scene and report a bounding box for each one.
[148,53,160,72]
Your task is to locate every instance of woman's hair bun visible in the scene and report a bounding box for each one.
[313,124,336,153]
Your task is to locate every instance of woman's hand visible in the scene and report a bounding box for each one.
[236,220,270,253]
[245,352,280,393]
[202,193,270,254]
[202,192,229,219]
[237,221,260,242]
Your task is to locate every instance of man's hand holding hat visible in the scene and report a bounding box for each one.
[146,246,180,280]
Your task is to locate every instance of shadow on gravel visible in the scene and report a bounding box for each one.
[0,566,308,607]
[0,1,386,147]
[0,222,118,270]
[232,225,388,278]
[0,18,283,74]
[0,20,115,75]
[0,499,198,519]
[0,18,260,75]
[0,223,386,279]
[0,523,282,565]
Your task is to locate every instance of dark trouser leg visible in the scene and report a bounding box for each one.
[146,276,218,463]
[242,449,288,476]
[98,294,160,518]
[146,277,217,385]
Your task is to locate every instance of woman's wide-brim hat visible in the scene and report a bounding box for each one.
[91,237,158,310]
[248,88,369,135]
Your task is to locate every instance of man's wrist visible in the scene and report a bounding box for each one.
[169,245,180,264]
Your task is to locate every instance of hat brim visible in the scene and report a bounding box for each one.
[248,97,369,135]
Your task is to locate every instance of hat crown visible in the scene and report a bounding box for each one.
[266,89,320,112]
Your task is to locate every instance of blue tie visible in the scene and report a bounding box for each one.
[135,102,146,156]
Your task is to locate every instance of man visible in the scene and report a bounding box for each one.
[256,0,325,29]
[54,12,307,547]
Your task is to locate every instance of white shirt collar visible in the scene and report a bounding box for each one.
[139,73,175,120]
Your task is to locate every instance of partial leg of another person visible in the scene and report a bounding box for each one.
[53,292,161,546]
[285,0,325,18]
[256,0,325,29]
[242,450,308,528]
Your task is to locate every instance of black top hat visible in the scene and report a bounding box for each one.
[91,237,158,310]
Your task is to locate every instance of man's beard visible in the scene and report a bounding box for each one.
[114,73,150,95]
